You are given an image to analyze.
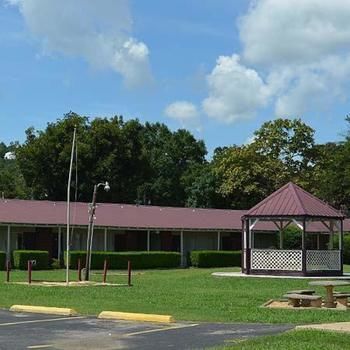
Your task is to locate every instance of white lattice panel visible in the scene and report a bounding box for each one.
[306,250,341,271]
[251,249,303,271]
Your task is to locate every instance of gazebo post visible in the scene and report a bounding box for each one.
[302,218,307,276]
[340,219,344,275]
[279,220,283,250]
[329,220,334,249]
[241,220,245,272]
[245,218,250,274]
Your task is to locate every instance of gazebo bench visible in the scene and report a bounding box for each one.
[286,290,315,295]
[283,293,322,308]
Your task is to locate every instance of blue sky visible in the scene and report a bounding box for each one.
[1,0,350,155]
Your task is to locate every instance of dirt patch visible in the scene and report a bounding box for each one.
[262,299,348,311]
[8,281,129,287]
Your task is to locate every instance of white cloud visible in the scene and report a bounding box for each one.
[202,55,270,123]
[164,101,201,130]
[6,0,152,88]
[199,0,350,123]
[239,0,350,66]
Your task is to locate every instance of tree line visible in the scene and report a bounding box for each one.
[1,112,349,212]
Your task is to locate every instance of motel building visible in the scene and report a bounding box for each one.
[0,182,349,269]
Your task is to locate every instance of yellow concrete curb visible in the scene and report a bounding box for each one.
[9,305,78,316]
[98,311,175,323]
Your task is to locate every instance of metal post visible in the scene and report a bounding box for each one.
[217,231,220,251]
[104,228,108,252]
[77,258,82,282]
[103,259,108,283]
[6,225,11,262]
[66,127,77,285]
[58,227,62,262]
[28,260,32,284]
[85,185,98,281]
[6,260,10,283]
[83,180,110,280]
[127,260,132,287]
[317,233,320,250]
[147,230,150,252]
[180,230,184,267]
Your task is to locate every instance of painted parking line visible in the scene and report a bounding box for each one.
[0,316,85,327]
[27,345,54,349]
[125,323,199,337]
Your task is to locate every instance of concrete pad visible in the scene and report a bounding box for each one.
[212,272,350,279]
[10,305,77,316]
[98,311,175,323]
[297,322,350,333]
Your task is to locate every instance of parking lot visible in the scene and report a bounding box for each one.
[0,310,292,349]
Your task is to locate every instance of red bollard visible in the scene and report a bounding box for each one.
[28,260,32,284]
[103,259,108,284]
[127,260,132,287]
[77,258,82,282]
[6,260,10,283]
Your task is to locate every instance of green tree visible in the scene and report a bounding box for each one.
[252,118,316,179]
[212,145,286,208]
[182,163,225,208]
[16,112,207,206]
[314,141,350,209]
[212,118,317,209]
[140,123,207,206]
[0,142,30,198]
[16,112,88,200]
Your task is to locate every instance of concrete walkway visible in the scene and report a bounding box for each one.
[297,322,350,333]
[212,272,350,280]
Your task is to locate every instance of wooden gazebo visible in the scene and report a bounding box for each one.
[242,182,345,276]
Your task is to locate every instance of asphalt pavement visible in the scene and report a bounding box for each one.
[0,309,293,349]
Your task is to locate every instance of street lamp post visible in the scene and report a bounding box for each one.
[84,181,110,281]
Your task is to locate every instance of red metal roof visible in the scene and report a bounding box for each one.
[0,199,244,231]
[245,182,344,218]
[0,196,347,232]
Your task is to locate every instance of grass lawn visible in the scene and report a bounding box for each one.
[216,329,350,349]
[2,267,350,324]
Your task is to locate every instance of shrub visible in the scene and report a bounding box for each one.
[0,251,5,270]
[51,258,61,269]
[65,251,181,269]
[190,250,241,268]
[281,225,302,249]
[334,233,350,264]
[13,250,49,270]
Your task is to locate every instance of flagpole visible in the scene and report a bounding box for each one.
[66,127,76,285]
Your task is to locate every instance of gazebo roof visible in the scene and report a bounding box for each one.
[244,182,344,219]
